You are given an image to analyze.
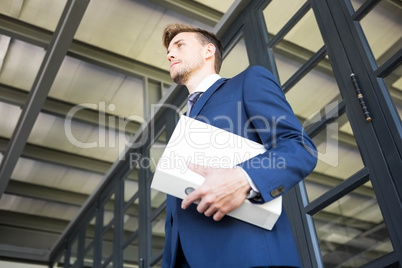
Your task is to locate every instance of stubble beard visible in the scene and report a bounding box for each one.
[171,54,204,85]
[172,68,190,85]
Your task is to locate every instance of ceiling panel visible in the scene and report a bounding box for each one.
[48,56,146,119]
[11,157,104,193]
[50,58,125,105]
[0,39,44,91]
[19,0,66,31]
[0,0,23,18]
[0,194,79,221]
[0,102,21,137]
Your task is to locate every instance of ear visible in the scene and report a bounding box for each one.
[204,43,216,59]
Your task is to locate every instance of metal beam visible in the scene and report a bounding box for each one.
[5,180,88,207]
[0,13,50,47]
[214,0,252,37]
[0,210,69,235]
[0,244,50,263]
[0,0,90,198]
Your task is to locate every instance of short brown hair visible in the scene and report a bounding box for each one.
[162,23,223,73]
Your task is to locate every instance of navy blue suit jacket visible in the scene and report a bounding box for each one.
[162,66,317,268]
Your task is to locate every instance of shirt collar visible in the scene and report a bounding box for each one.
[193,74,222,93]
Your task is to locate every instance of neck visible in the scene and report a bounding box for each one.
[185,68,216,94]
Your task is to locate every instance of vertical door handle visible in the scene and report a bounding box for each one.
[350,73,372,122]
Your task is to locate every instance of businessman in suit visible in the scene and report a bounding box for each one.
[161,23,317,268]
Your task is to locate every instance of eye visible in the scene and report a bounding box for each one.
[178,43,184,48]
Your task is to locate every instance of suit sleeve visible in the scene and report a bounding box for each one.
[238,66,317,203]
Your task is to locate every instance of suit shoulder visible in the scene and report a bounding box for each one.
[238,65,276,80]
[240,65,280,87]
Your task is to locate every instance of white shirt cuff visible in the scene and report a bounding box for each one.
[237,167,260,199]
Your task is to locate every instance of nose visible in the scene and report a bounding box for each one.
[167,50,175,62]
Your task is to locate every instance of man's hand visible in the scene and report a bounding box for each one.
[181,162,251,221]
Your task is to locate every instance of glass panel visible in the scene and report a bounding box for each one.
[263,0,306,33]
[83,215,96,267]
[150,129,167,265]
[69,236,79,267]
[122,168,139,266]
[285,56,341,124]
[151,213,165,266]
[147,79,163,119]
[383,63,402,121]
[53,251,65,268]
[103,193,115,226]
[150,140,166,176]
[123,236,139,267]
[312,185,394,267]
[83,247,94,268]
[101,193,114,266]
[220,37,249,78]
[305,113,365,202]
[349,0,364,11]
[124,162,139,205]
[356,0,402,67]
[264,2,324,84]
[123,176,138,229]
[102,225,114,267]
[162,82,171,97]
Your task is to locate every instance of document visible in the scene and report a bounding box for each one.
[151,115,282,230]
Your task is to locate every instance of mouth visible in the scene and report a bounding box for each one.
[170,61,179,69]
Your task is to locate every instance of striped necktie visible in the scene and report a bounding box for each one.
[187,91,202,116]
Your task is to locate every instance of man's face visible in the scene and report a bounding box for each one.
[167,32,205,85]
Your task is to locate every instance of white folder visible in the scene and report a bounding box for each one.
[151,115,282,230]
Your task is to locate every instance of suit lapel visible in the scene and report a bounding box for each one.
[190,78,228,118]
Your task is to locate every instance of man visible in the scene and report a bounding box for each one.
[161,23,317,268]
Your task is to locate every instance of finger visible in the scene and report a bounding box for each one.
[187,162,208,176]
[181,189,202,209]
[203,206,217,217]
[196,199,211,214]
[213,211,225,221]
